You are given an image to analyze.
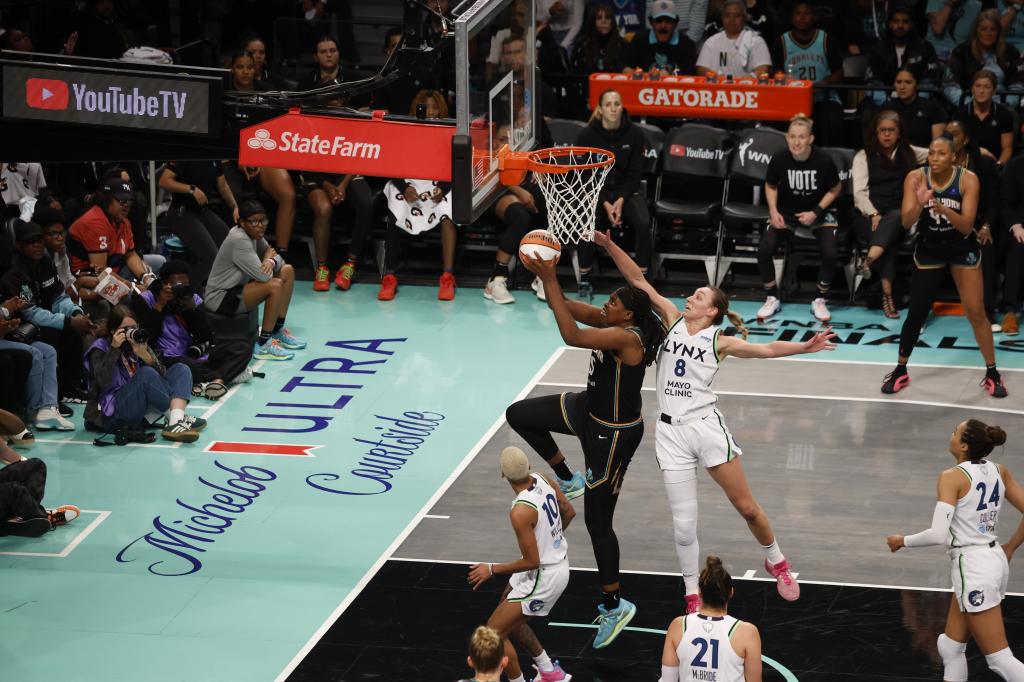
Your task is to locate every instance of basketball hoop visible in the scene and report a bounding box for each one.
[498,145,615,244]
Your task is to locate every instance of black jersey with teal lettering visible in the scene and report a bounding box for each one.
[918,166,972,245]
[586,327,645,425]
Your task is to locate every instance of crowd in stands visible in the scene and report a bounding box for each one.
[1,0,1023,517]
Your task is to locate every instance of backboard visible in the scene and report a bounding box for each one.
[451,0,536,224]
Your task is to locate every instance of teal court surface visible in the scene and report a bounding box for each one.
[2,283,1024,681]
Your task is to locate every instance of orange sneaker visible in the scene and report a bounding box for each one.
[47,505,80,527]
[378,274,398,301]
[1002,312,1019,336]
[335,262,355,290]
[438,272,456,300]
[313,264,330,291]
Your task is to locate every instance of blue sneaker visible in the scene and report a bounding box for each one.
[558,471,585,500]
[274,327,307,350]
[254,339,294,361]
[592,598,636,649]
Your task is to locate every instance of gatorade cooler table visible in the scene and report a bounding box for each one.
[588,72,814,121]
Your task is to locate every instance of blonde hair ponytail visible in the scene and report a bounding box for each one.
[726,310,748,339]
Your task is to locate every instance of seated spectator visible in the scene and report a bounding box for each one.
[34,206,106,321]
[1,162,46,222]
[879,67,949,148]
[456,626,507,682]
[865,4,942,102]
[3,220,92,406]
[84,305,203,442]
[757,114,843,323]
[538,0,585,55]
[298,35,343,91]
[228,48,273,93]
[771,1,844,145]
[241,33,287,89]
[943,10,1024,107]
[1001,0,1024,53]
[72,0,131,60]
[571,3,627,75]
[204,200,306,361]
[926,0,983,63]
[130,260,252,401]
[0,298,71,431]
[1000,151,1024,335]
[623,0,698,77]
[0,458,79,538]
[702,0,777,45]
[954,70,1015,165]
[777,0,863,54]
[67,179,164,283]
[576,89,651,303]
[853,111,928,318]
[380,93,459,302]
[946,119,1002,330]
[300,169,372,293]
[158,160,239,287]
[660,0,714,44]
[697,0,772,78]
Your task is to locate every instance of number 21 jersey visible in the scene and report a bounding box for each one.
[677,614,746,682]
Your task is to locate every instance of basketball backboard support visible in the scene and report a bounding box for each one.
[451,0,536,224]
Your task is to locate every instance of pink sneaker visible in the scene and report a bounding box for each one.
[684,593,702,614]
[533,663,571,681]
[765,558,800,601]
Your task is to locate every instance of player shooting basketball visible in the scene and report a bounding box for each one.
[504,246,665,649]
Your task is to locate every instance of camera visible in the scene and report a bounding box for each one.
[187,340,210,359]
[171,283,194,300]
[124,326,148,345]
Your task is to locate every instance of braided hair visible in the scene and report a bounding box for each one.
[615,285,666,366]
[961,419,1007,461]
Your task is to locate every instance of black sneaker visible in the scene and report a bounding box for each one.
[61,388,89,404]
[881,368,910,394]
[58,403,74,418]
[0,516,51,537]
[182,415,207,432]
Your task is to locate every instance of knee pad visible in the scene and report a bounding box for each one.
[672,501,698,547]
[985,647,1024,681]
[936,634,968,682]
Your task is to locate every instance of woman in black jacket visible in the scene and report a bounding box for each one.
[571,4,626,76]
[943,9,1024,110]
[575,89,650,303]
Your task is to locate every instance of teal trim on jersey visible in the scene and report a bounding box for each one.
[728,619,741,636]
[508,568,544,602]
[513,499,539,511]
[956,465,972,483]
[712,327,722,364]
[957,555,967,610]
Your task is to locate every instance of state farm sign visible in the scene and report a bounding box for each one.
[239,109,454,181]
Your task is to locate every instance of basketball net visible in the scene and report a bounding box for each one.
[499,146,615,244]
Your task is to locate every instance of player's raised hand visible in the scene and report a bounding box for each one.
[593,229,612,249]
[802,327,837,353]
[467,563,492,590]
[519,251,559,280]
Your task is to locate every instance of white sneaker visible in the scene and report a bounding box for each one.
[531,276,547,301]
[757,295,781,320]
[484,276,515,304]
[991,322,1003,333]
[230,366,255,386]
[34,407,74,431]
[811,297,831,322]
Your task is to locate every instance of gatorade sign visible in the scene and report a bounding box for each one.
[2,63,215,134]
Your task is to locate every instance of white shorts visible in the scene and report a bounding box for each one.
[507,560,570,617]
[655,408,742,475]
[950,543,1009,613]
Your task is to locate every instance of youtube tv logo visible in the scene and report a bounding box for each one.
[25,78,69,110]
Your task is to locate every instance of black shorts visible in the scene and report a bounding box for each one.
[561,392,644,493]
[214,284,245,315]
[914,239,982,270]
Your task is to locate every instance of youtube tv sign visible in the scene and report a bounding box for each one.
[2,62,216,135]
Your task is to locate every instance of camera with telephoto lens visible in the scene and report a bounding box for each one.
[166,283,195,313]
[124,326,148,345]
[187,340,210,359]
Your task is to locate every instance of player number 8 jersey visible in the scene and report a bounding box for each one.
[656,320,722,420]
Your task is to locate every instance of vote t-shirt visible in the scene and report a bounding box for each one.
[764,147,839,214]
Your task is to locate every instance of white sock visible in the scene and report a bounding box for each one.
[762,539,785,566]
[533,650,554,673]
[168,408,185,425]
[664,471,700,595]
[985,647,1024,681]
[509,675,526,682]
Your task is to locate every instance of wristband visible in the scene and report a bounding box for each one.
[488,563,494,576]
[812,205,825,219]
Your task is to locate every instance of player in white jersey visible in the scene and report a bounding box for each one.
[887,420,1024,682]
[595,229,837,614]
[659,556,762,682]
[1,162,47,220]
[468,447,575,682]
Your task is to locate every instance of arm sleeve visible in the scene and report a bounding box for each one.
[232,237,273,282]
[659,665,681,682]
[903,501,956,548]
[21,305,68,330]
[50,294,83,319]
[852,152,878,216]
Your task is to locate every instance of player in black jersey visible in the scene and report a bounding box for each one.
[882,134,1008,397]
[505,251,666,649]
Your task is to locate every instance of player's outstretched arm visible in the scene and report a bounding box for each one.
[594,230,680,325]
[717,328,837,359]
[657,616,682,682]
[886,469,962,552]
[1000,466,1024,562]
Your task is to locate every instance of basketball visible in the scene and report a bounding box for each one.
[519,229,561,262]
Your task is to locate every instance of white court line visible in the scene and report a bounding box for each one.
[388,556,1024,598]
[535,382,1024,416]
[0,510,111,557]
[273,346,569,682]
[423,514,450,519]
[557,346,1024,372]
[34,438,179,450]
